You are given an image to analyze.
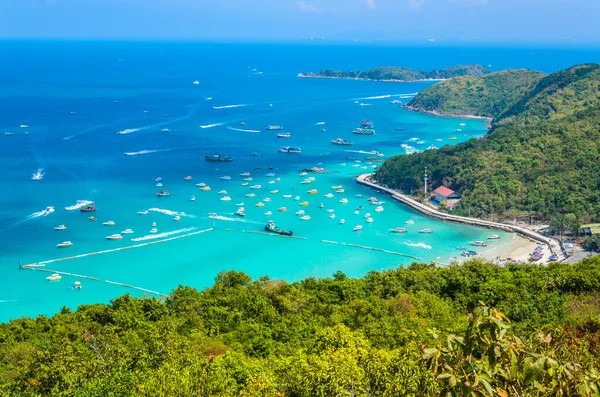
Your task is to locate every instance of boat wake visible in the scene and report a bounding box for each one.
[124,150,159,156]
[27,207,54,219]
[131,227,196,242]
[227,126,260,133]
[200,123,224,129]
[402,241,432,250]
[148,208,195,218]
[208,214,260,224]
[355,93,418,101]
[344,149,379,155]
[315,121,326,125]
[117,128,141,135]
[64,200,94,211]
[212,104,246,110]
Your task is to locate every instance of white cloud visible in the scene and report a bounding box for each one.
[297,1,318,12]
[365,0,376,9]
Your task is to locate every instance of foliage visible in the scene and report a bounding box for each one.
[2,258,600,395]
[377,64,600,222]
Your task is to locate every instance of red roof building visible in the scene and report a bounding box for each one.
[434,186,461,203]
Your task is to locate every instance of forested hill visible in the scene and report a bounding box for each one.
[299,64,491,82]
[376,64,600,223]
[2,258,600,395]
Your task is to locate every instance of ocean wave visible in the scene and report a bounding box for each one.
[212,104,246,110]
[131,227,196,242]
[200,123,223,129]
[64,200,94,211]
[27,207,54,219]
[148,208,194,218]
[117,128,141,135]
[227,126,260,133]
[403,241,432,250]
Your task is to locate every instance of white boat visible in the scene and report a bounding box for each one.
[138,210,149,215]
[266,173,276,177]
[74,281,82,289]
[354,211,359,215]
[240,172,252,177]
[220,176,232,180]
[43,206,55,215]
[106,234,123,240]
[324,193,334,198]
[364,213,371,218]
[236,202,244,206]
[250,185,262,189]
[242,182,249,186]
[220,196,232,201]
[405,220,415,225]
[57,241,73,248]
[375,206,384,212]
[20,124,30,128]
[294,196,300,201]
[156,183,163,187]
[265,211,273,216]
[152,222,157,227]
[271,190,279,194]
[488,235,500,240]
[327,209,334,213]
[263,198,271,202]
[190,196,196,201]
[340,198,348,204]
[46,273,62,281]
[366,217,373,223]
[268,180,276,184]
[336,189,345,193]
[296,210,305,215]
[54,225,67,231]
[196,182,207,187]
[155,177,162,182]
[31,169,45,181]
[149,228,158,234]
[244,177,253,181]
[174,216,181,221]
[103,221,116,226]
[299,172,308,177]
[283,194,292,198]
[121,229,134,234]
[193,80,200,85]
[184,176,192,181]
[353,225,363,231]
[459,123,466,126]
[372,201,385,205]
[389,228,407,233]
[419,229,433,234]
[355,194,363,198]
[218,190,228,194]
[340,219,345,224]
[329,214,336,219]
[300,215,311,221]
[246,193,256,197]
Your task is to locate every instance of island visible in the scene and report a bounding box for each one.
[298,64,492,82]
[376,64,600,229]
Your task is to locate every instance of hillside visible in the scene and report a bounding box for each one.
[405,69,546,118]
[2,258,600,395]
[300,64,491,82]
[377,64,600,222]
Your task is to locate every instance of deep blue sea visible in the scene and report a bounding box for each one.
[1,41,598,322]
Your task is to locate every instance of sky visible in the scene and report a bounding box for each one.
[0,0,599,43]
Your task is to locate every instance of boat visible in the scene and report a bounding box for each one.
[205,153,233,162]
[184,176,192,181]
[300,215,311,221]
[193,80,200,85]
[271,190,279,194]
[57,241,73,248]
[252,152,260,156]
[149,228,158,234]
[300,201,309,207]
[488,235,500,240]
[265,211,273,216]
[218,190,228,194]
[366,217,373,223]
[296,210,305,216]
[121,229,134,234]
[106,234,123,240]
[263,198,271,202]
[236,202,245,206]
[265,125,284,131]
[331,185,343,189]
[331,138,352,145]
[80,205,96,212]
[31,169,45,180]
[375,206,384,212]
[240,172,252,177]
[103,221,116,226]
[353,225,363,231]
[244,177,254,181]
[353,128,375,135]
[240,122,246,126]
[278,207,288,212]
[405,220,415,225]
[256,202,264,207]
[54,225,67,231]
[459,123,466,126]
[340,219,345,224]
[320,203,325,208]
[372,201,385,205]
[220,176,232,181]
[20,124,30,128]
[220,196,231,201]
[329,214,336,219]
[201,186,211,191]
[357,206,364,210]
[74,281,82,289]
[340,198,348,204]
[449,137,458,141]
[419,229,433,234]
[157,190,170,197]
[336,189,345,193]
[294,196,300,201]
[152,222,157,227]
[174,216,181,221]
[360,120,374,128]
[46,273,62,281]
[299,172,308,177]
[265,221,293,236]
[161,128,170,132]
[196,182,206,187]
[156,183,163,187]
[88,216,96,221]
[283,194,292,198]
[190,196,196,201]
[307,189,318,194]
[235,210,245,218]
[324,193,334,198]
[354,211,359,215]
[470,241,487,247]
[278,146,301,154]
[301,178,315,184]
[326,209,334,213]
[4,132,14,136]
[246,193,256,198]
[389,228,407,233]
[276,132,291,138]
[242,183,249,186]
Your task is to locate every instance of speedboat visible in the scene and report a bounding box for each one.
[106,234,123,240]
[276,132,291,138]
[184,176,192,181]
[405,220,415,225]
[157,189,170,197]
[372,201,385,205]
[235,210,245,218]
[324,193,334,198]
[80,205,96,212]
[470,241,487,247]
[174,216,181,221]
[283,194,292,198]
[353,225,363,231]
[294,196,300,201]
[161,128,170,132]
[307,189,318,194]
[220,176,232,180]
[149,228,158,234]
[375,206,384,212]
[299,172,308,177]
[355,194,363,198]
[46,273,62,281]
[419,229,433,234]
[266,172,276,177]
[218,190,228,194]
[301,178,314,185]
[354,211,359,215]
[389,228,407,233]
[152,222,157,227]
[278,146,301,154]
[246,193,256,197]
[488,235,500,240]
[54,225,67,231]
[240,172,252,177]
[155,177,162,182]
[196,182,206,187]
[88,216,96,221]
[296,210,305,216]
[201,186,211,191]
[190,196,196,201]
[265,211,273,216]
[138,210,149,215]
[340,219,345,224]
[256,202,265,207]
[156,183,163,187]
[236,202,244,206]
[121,229,134,234]
[271,190,279,194]
[193,80,200,85]
[244,177,254,181]
[320,203,324,208]
[340,198,349,204]
[103,221,116,226]
[299,201,309,207]
[364,213,371,218]
[57,241,73,248]
[74,281,82,289]
[20,124,30,128]
[209,213,218,218]
[300,215,311,221]
[366,217,373,223]
[250,185,262,189]
[331,185,343,190]
[220,196,232,201]
[329,214,336,219]
[263,198,271,202]
[336,189,345,193]
[278,207,288,212]
[31,169,45,180]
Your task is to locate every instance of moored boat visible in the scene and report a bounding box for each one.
[80,205,97,212]
[106,234,123,240]
[470,241,487,247]
[487,235,500,240]
[278,146,301,153]
[54,225,67,231]
[389,227,407,233]
[331,138,352,145]
[264,221,293,236]
[157,189,170,197]
[419,229,433,233]
[46,273,62,281]
[205,153,233,162]
[57,241,73,248]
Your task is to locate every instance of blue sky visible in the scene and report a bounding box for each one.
[0,0,598,43]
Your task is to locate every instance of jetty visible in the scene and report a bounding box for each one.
[356,174,561,255]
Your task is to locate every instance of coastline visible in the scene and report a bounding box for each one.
[297,73,446,84]
[355,173,562,262]
[403,105,494,122]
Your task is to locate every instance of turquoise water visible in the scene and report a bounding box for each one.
[1,42,598,322]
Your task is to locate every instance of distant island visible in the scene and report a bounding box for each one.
[377,64,600,226]
[298,64,492,82]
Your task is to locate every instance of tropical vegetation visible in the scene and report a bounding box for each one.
[2,257,600,396]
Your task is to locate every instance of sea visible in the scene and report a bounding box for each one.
[1,41,599,322]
